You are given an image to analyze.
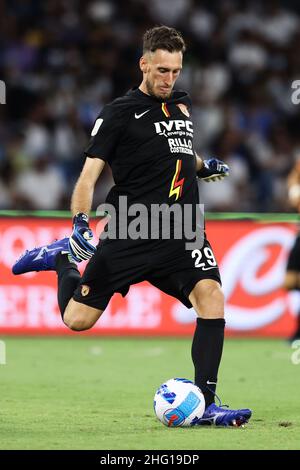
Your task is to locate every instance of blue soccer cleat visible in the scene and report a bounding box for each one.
[12,238,72,275]
[197,403,252,427]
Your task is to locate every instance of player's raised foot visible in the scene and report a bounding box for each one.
[197,403,252,427]
[12,237,73,275]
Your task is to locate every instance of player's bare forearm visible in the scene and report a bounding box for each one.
[71,156,105,217]
[71,179,94,216]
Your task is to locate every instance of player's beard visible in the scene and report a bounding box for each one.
[145,79,172,101]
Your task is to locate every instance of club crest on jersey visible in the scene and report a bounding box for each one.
[177,103,190,117]
[81,285,90,297]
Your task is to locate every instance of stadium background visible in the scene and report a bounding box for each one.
[1,0,300,337]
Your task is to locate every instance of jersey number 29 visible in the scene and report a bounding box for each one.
[192,248,217,270]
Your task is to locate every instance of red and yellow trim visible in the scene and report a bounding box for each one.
[162,102,170,118]
[169,159,185,201]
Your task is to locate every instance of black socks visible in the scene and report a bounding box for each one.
[55,253,81,319]
[192,317,225,407]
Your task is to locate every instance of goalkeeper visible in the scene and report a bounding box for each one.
[12,26,251,427]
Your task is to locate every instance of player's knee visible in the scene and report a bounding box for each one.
[202,285,224,314]
[190,280,224,318]
[63,302,102,332]
[194,279,224,304]
[64,313,92,331]
[64,309,94,331]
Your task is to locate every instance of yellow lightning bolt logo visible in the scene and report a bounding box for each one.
[169,159,185,201]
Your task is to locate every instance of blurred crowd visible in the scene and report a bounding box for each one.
[0,0,300,212]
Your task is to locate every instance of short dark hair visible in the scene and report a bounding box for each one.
[143,26,186,55]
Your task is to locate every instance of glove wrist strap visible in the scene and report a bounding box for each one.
[73,212,89,225]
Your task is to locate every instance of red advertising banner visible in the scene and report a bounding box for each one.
[0,217,297,337]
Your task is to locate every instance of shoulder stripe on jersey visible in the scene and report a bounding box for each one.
[162,102,170,118]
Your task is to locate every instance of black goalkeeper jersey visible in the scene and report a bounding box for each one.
[84,87,200,214]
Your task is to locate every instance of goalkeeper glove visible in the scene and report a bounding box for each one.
[197,158,229,182]
[68,212,96,262]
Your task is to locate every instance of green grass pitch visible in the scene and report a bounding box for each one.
[0,337,299,450]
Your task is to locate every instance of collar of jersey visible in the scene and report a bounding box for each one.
[127,86,189,105]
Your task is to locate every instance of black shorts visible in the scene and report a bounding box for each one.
[73,235,221,311]
[287,233,300,272]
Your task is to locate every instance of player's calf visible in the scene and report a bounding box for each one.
[189,279,224,319]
